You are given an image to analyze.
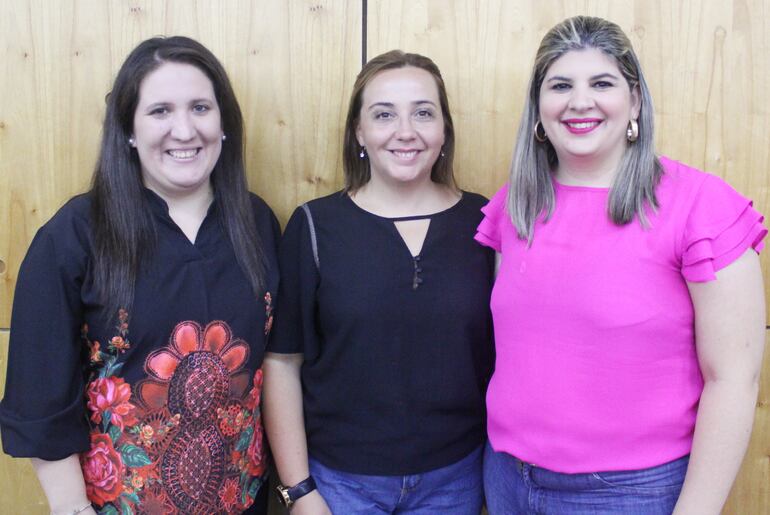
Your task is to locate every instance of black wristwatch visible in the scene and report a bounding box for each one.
[275,476,317,508]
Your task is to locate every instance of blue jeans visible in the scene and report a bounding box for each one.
[483,443,688,515]
[308,445,483,514]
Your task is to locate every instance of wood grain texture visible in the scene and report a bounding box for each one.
[724,332,770,514]
[2,0,769,513]
[367,0,770,319]
[367,2,770,513]
[0,331,47,514]
[0,0,361,326]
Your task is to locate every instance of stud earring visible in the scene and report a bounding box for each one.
[359,147,366,159]
[440,150,446,157]
[221,134,227,142]
[128,137,136,147]
[626,120,639,142]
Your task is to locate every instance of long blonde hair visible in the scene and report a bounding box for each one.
[508,16,662,242]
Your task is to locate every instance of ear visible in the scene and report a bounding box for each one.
[355,121,365,147]
[630,85,642,120]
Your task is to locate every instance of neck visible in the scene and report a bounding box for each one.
[555,150,625,188]
[151,182,214,242]
[351,174,457,218]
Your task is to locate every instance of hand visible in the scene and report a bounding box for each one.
[290,490,332,515]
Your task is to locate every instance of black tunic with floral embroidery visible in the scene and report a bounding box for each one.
[0,189,279,514]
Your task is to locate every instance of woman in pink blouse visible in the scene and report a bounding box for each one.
[477,16,766,515]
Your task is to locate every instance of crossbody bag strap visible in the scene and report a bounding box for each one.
[300,203,320,272]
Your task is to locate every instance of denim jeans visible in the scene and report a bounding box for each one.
[308,445,483,514]
[483,443,688,515]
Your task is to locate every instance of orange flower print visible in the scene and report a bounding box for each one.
[219,477,240,511]
[86,377,138,430]
[89,341,102,363]
[109,335,130,353]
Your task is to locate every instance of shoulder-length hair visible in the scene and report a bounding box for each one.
[508,16,662,242]
[342,50,457,192]
[91,36,265,315]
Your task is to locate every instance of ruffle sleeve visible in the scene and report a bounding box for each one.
[681,174,766,282]
[474,184,509,252]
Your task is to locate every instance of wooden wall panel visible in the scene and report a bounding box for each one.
[0,0,360,324]
[367,0,770,319]
[2,0,769,513]
[724,333,770,514]
[0,1,359,513]
[367,2,770,514]
[0,331,46,514]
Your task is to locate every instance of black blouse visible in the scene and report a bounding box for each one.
[0,189,279,514]
[268,191,494,475]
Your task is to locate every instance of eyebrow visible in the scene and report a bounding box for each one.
[546,72,620,82]
[367,100,438,110]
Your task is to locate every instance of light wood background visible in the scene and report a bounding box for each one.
[0,1,768,513]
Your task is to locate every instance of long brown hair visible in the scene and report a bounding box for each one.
[91,36,266,315]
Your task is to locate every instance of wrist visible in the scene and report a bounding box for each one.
[276,476,317,508]
[50,501,93,515]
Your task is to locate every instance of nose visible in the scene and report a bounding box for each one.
[170,111,196,141]
[395,116,416,140]
[567,85,595,111]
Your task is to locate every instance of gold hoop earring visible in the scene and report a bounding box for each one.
[627,119,639,142]
[534,121,548,143]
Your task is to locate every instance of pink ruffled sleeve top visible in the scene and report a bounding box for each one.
[475,156,766,473]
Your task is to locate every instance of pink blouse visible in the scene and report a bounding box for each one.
[475,156,766,473]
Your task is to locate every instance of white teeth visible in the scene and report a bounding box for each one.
[393,150,417,159]
[167,149,198,159]
[567,121,599,129]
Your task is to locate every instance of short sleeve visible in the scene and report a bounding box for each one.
[266,206,321,359]
[474,184,509,252]
[681,174,767,282]
[0,220,91,459]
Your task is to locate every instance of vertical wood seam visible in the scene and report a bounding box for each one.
[361,0,367,66]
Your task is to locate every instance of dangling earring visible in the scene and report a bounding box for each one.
[221,134,227,142]
[534,121,548,143]
[626,119,639,142]
[128,137,136,147]
[359,147,366,159]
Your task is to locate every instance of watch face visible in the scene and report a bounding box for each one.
[275,486,292,507]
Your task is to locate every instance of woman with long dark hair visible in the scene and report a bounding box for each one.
[0,36,277,514]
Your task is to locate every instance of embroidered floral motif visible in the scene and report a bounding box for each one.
[80,433,125,505]
[81,312,266,514]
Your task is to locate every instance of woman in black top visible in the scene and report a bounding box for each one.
[263,50,494,514]
[0,37,277,514]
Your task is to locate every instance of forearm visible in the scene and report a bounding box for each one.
[673,378,759,515]
[262,352,312,485]
[31,454,95,515]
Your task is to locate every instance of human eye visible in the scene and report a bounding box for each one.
[192,103,210,114]
[373,110,395,121]
[593,80,614,89]
[148,106,169,116]
[414,108,435,120]
[550,82,571,91]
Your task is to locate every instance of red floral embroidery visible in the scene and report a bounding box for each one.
[219,477,240,511]
[81,433,124,505]
[87,377,138,430]
[82,314,267,514]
